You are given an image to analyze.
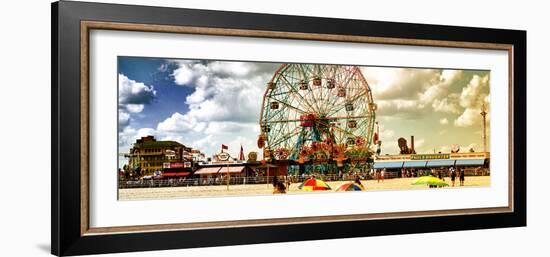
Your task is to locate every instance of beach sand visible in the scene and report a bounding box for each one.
[119,176,490,200]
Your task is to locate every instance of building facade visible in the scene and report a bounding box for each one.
[374,152,490,178]
[125,136,193,175]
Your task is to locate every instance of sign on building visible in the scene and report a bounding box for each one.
[163,162,189,169]
[411,154,450,160]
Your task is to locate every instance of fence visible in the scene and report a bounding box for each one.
[119,174,368,189]
[119,169,489,189]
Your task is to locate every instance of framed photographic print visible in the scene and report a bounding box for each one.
[51,1,526,256]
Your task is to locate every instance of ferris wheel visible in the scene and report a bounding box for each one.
[258,64,377,166]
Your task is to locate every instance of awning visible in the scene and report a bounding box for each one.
[455,159,486,166]
[426,160,456,167]
[403,161,427,168]
[162,172,190,177]
[217,166,245,173]
[194,167,222,175]
[373,161,403,169]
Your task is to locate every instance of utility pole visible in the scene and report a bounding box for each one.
[480,103,488,153]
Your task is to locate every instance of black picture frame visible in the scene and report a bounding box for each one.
[51,1,526,256]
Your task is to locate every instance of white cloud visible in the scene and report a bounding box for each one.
[419,84,445,103]
[420,70,463,113]
[118,73,156,105]
[118,109,130,128]
[182,76,267,123]
[125,104,144,113]
[432,96,461,114]
[454,108,479,127]
[440,70,463,85]
[157,112,203,133]
[459,74,489,108]
[439,118,449,125]
[118,74,157,130]
[208,61,256,77]
[362,68,470,120]
[362,67,441,100]
[151,110,262,157]
[171,61,206,86]
[375,99,425,118]
[169,60,277,123]
[452,75,490,127]
[419,71,461,104]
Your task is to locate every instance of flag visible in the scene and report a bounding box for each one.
[239,145,245,161]
[221,144,228,152]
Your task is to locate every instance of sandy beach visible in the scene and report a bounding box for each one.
[119,176,490,200]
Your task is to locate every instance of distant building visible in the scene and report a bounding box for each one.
[373,152,490,178]
[190,149,207,163]
[126,136,193,175]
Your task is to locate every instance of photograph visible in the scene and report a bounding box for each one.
[44,1,529,255]
[117,57,491,200]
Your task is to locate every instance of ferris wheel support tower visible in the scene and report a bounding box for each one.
[480,103,488,153]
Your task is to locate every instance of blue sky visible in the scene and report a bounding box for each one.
[118,57,194,128]
[118,57,490,168]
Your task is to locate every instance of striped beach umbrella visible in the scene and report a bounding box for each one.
[336,182,365,192]
[412,176,449,187]
[298,178,331,191]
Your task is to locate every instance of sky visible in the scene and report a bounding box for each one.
[118,57,490,166]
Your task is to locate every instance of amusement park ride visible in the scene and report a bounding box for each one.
[258,64,378,175]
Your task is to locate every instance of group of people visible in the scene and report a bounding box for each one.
[446,166,465,187]
[430,167,465,187]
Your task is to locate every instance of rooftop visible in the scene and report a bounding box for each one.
[135,140,183,148]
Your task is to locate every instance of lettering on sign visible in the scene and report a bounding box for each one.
[411,154,450,160]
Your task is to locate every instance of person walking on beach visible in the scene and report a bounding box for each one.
[450,167,456,187]
[381,168,386,182]
[459,168,465,186]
